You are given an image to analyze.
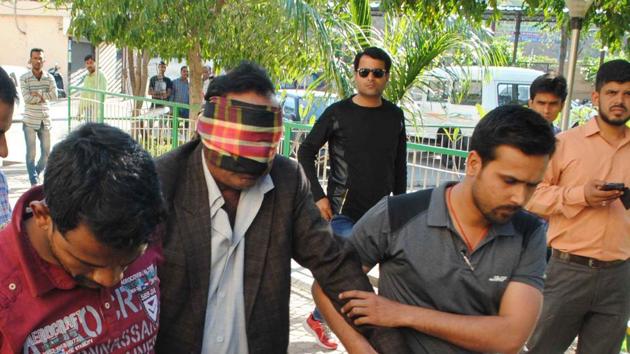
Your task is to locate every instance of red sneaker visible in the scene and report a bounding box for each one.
[303,313,338,350]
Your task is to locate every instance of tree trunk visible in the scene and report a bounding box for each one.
[126,48,150,115]
[187,41,203,127]
[558,20,569,75]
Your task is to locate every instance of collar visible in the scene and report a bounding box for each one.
[200,149,274,219]
[26,70,51,81]
[583,117,630,147]
[10,187,77,298]
[427,181,517,238]
[583,117,601,137]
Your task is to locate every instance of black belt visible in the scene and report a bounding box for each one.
[552,249,627,269]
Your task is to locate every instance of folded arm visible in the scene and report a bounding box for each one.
[20,76,41,104]
[43,77,58,101]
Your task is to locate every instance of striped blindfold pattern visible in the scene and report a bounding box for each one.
[197,96,283,176]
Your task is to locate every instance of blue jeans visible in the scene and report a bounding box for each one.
[312,214,355,322]
[23,122,51,186]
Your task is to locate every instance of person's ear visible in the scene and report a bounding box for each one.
[466,150,483,177]
[30,200,52,232]
[591,90,600,108]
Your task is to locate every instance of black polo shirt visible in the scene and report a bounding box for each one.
[349,182,547,354]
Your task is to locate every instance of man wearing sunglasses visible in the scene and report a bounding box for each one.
[298,47,407,350]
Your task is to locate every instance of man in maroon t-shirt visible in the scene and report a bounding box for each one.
[0,124,166,353]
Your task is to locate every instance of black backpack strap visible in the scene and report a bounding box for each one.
[388,189,433,234]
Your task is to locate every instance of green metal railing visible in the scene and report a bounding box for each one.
[67,87,471,190]
[68,86,197,155]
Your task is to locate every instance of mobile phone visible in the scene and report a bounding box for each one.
[621,188,630,210]
[600,182,625,191]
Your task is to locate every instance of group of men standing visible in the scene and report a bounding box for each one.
[148,61,215,118]
[0,44,628,354]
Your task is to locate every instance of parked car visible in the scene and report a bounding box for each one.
[277,89,338,124]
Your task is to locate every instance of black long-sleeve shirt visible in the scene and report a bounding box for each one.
[297,96,407,222]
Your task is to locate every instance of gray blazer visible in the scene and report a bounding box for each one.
[154,140,407,354]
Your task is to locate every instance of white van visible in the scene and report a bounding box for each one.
[410,66,545,139]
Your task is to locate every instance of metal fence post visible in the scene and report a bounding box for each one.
[67,86,73,133]
[282,122,292,157]
[98,91,105,124]
[172,106,179,147]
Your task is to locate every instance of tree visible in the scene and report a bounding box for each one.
[58,0,229,119]
[523,0,630,54]
[59,0,507,125]
[378,0,629,57]
[58,0,351,119]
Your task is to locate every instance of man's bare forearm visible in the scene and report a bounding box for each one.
[312,282,377,354]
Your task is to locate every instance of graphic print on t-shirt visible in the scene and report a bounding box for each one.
[23,264,160,354]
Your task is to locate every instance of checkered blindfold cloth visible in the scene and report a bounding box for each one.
[197,96,283,176]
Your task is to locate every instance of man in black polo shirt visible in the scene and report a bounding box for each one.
[298,46,407,350]
[313,105,556,354]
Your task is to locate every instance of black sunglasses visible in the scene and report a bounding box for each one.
[357,68,387,78]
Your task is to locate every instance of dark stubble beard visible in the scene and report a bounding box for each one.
[471,182,521,225]
[599,109,630,127]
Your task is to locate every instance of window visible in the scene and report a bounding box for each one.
[497,83,531,106]
[426,79,450,103]
[452,80,482,105]
[282,96,298,121]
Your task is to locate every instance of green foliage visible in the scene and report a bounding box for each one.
[379,0,500,26]
[61,0,219,59]
[59,0,507,119]
[580,51,630,83]
[523,0,630,53]
[208,1,317,84]
[379,14,505,108]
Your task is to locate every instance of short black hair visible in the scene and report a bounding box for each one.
[0,67,18,105]
[84,54,94,62]
[353,47,392,72]
[30,48,43,58]
[180,66,188,72]
[159,61,166,66]
[470,105,556,164]
[595,59,630,91]
[205,61,274,101]
[44,123,166,250]
[530,73,567,101]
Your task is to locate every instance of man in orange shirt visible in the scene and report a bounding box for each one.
[526,59,630,354]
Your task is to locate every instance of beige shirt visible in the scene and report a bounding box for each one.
[527,118,630,261]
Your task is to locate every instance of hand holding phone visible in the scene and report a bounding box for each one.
[600,182,625,191]
[585,180,624,207]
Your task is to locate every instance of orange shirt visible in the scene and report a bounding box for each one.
[526,118,630,261]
